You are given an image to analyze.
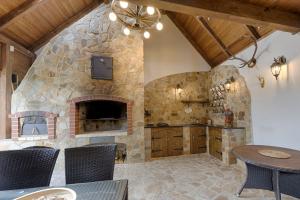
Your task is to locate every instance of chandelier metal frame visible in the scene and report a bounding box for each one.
[110,0,162,31]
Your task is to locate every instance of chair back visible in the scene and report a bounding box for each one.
[65,144,117,184]
[0,147,59,191]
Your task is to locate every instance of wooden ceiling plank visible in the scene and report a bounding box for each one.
[30,0,103,51]
[0,0,46,31]
[245,25,261,40]
[167,12,213,67]
[126,0,300,33]
[196,17,231,58]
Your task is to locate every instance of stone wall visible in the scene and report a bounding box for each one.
[5,4,145,173]
[208,65,252,143]
[145,72,209,125]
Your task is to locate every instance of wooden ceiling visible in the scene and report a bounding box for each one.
[0,0,103,51]
[0,0,300,67]
[167,12,273,66]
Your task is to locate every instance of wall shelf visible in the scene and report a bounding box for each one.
[181,100,210,106]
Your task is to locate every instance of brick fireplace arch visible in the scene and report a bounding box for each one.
[68,95,134,137]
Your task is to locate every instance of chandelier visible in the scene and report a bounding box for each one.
[108,0,163,39]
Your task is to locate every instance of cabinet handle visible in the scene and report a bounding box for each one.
[152,150,162,153]
[174,148,183,151]
[216,151,222,155]
[151,137,161,140]
[199,146,207,149]
[215,137,222,142]
[173,135,183,138]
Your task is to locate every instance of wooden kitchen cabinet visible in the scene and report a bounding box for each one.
[190,127,207,154]
[209,127,223,160]
[151,128,168,157]
[167,127,183,156]
[151,127,183,158]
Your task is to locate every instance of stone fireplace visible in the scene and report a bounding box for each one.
[9,6,145,164]
[68,95,133,137]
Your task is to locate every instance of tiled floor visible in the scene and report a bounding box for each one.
[114,154,297,200]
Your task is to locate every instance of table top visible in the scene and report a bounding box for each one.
[232,145,300,173]
[0,179,128,200]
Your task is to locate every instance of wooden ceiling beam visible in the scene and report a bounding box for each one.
[30,0,103,51]
[0,34,35,58]
[0,0,46,31]
[126,0,300,33]
[196,17,232,58]
[245,25,261,40]
[166,12,213,67]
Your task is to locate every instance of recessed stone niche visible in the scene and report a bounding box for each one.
[9,111,58,140]
[68,95,133,137]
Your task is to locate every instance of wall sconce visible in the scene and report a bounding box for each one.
[224,77,235,92]
[175,84,183,100]
[257,75,265,88]
[270,56,286,80]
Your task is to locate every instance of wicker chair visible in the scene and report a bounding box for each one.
[279,172,300,198]
[65,144,117,184]
[0,148,60,191]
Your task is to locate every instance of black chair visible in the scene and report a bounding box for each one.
[65,144,117,184]
[0,147,60,191]
[279,172,300,198]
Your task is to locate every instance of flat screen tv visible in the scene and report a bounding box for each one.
[91,56,113,80]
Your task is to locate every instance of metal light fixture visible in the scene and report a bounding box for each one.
[108,0,163,39]
[225,77,235,92]
[271,56,286,80]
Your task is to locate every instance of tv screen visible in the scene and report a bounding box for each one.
[91,56,113,80]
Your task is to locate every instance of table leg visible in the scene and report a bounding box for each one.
[236,179,246,197]
[272,170,281,200]
[236,166,249,197]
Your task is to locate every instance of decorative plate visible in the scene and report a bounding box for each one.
[258,149,291,159]
[15,188,76,200]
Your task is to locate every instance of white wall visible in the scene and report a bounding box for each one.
[144,15,210,84]
[223,31,300,150]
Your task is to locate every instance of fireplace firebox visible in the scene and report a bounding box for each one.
[68,95,133,137]
[79,100,127,133]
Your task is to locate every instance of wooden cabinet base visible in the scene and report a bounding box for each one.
[190,127,207,154]
[151,127,183,158]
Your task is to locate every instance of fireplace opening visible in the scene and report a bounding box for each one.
[21,116,48,135]
[85,101,127,120]
[79,100,128,133]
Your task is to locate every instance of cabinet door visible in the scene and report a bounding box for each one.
[167,127,183,156]
[209,127,223,160]
[190,127,207,154]
[151,128,168,158]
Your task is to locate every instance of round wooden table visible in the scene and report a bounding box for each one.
[232,145,300,200]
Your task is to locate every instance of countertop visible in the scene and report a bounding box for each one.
[144,123,245,129]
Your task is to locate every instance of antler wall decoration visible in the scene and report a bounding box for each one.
[229,35,258,68]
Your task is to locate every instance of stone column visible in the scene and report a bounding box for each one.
[10,115,20,140]
[183,127,190,154]
[47,116,56,139]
